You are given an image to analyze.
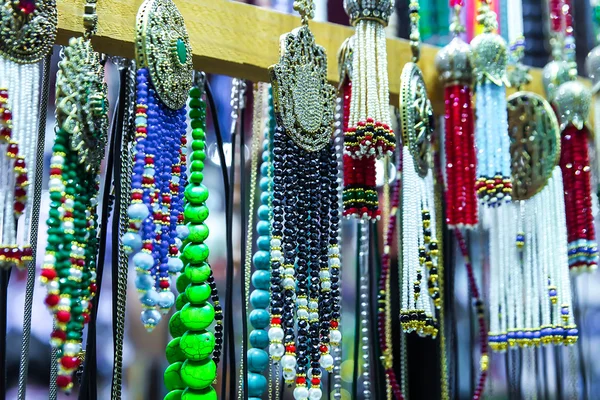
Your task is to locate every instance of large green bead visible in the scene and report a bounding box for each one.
[176,293,189,311]
[164,362,185,391]
[187,224,209,243]
[164,389,183,400]
[169,311,187,338]
[185,283,211,305]
[181,387,218,400]
[180,303,215,331]
[190,150,206,162]
[180,359,217,390]
[184,204,209,224]
[176,273,191,293]
[185,262,211,283]
[190,160,205,172]
[189,108,203,120]
[179,330,215,360]
[191,128,205,141]
[166,337,186,364]
[189,87,202,98]
[184,185,209,205]
[182,243,209,264]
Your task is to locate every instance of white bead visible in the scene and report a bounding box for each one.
[80,300,88,310]
[43,254,56,264]
[309,301,318,309]
[297,298,308,307]
[280,355,296,369]
[319,270,330,279]
[58,298,70,307]
[48,178,65,191]
[329,257,340,266]
[284,267,295,276]
[50,155,65,165]
[297,308,309,319]
[320,354,334,369]
[282,369,296,381]
[48,281,59,291]
[309,312,319,320]
[270,238,281,247]
[329,247,339,255]
[69,268,82,279]
[63,342,81,355]
[271,250,282,260]
[330,329,342,343]
[321,281,331,289]
[268,327,284,341]
[308,388,322,400]
[293,387,309,399]
[283,278,295,289]
[269,343,285,358]
[64,198,74,209]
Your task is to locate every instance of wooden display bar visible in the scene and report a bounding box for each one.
[57,0,571,113]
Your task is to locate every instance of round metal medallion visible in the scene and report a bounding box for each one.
[0,0,57,63]
[135,0,193,110]
[507,91,560,200]
[400,62,434,177]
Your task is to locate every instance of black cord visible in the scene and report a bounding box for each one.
[204,80,233,398]
[351,226,361,400]
[0,268,11,400]
[370,223,384,400]
[239,94,249,400]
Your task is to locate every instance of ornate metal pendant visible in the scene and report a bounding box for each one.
[400,62,434,177]
[135,0,193,110]
[507,92,560,200]
[0,0,57,63]
[55,37,109,172]
[270,25,335,152]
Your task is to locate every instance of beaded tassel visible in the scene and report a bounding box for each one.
[163,86,221,398]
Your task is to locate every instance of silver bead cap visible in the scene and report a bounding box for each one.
[553,80,591,131]
[435,37,472,85]
[585,44,600,94]
[542,60,571,102]
[470,32,508,86]
[343,0,394,26]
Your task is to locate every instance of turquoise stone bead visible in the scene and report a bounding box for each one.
[251,270,270,289]
[247,348,269,372]
[260,192,270,205]
[257,205,270,221]
[257,221,270,236]
[249,309,269,329]
[248,372,267,397]
[256,235,270,251]
[249,329,269,349]
[262,152,269,162]
[180,330,215,360]
[250,289,270,309]
[259,177,269,191]
[184,185,209,205]
[260,163,268,176]
[252,251,270,270]
[185,283,211,304]
[183,243,209,264]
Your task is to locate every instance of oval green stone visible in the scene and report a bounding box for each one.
[187,224,209,243]
[191,129,205,141]
[189,87,202,99]
[164,362,185,391]
[184,204,209,224]
[185,283,211,305]
[182,243,209,264]
[176,293,189,311]
[180,359,217,390]
[185,262,211,283]
[180,303,215,331]
[176,38,187,64]
[164,389,183,400]
[169,311,187,338]
[166,337,186,364]
[181,387,218,400]
[179,330,215,360]
[176,273,191,293]
[184,185,209,205]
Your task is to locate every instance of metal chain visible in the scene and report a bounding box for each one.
[435,179,450,400]
[237,83,263,400]
[17,53,51,400]
[111,59,135,400]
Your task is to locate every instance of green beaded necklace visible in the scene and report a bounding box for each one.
[163,82,220,400]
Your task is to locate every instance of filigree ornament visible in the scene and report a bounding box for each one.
[435,36,472,85]
[400,62,434,177]
[553,80,591,131]
[135,0,193,110]
[55,37,108,172]
[542,60,570,102]
[471,32,509,86]
[270,25,335,152]
[343,0,394,26]
[507,92,560,200]
[0,0,57,63]
[337,36,353,85]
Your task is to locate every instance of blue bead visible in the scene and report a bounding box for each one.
[247,372,267,397]
[250,289,270,309]
[249,309,270,329]
[140,308,161,331]
[247,348,269,372]
[122,232,142,253]
[249,330,269,349]
[257,221,270,236]
[128,203,150,220]
[139,289,159,307]
[135,273,155,291]
[157,291,175,309]
[133,252,155,270]
[260,163,269,177]
[176,225,190,240]
[251,270,270,289]
[260,192,270,206]
[168,257,184,273]
[256,236,270,251]
[259,177,270,191]
[257,205,270,221]
[252,251,270,270]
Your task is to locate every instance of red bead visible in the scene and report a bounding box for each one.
[296,377,306,385]
[56,374,72,388]
[89,283,97,293]
[285,345,296,353]
[159,280,170,289]
[82,312,90,324]
[56,310,71,323]
[61,356,80,369]
[41,268,57,280]
[45,294,60,307]
[13,201,25,213]
[15,187,26,198]
[16,174,27,185]
[319,345,328,353]
[51,329,66,341]
[330,321,338,328]
[271,317,281,325]
[311,377,321,385]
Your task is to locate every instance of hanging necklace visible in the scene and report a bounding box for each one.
[0,0,57,268]
[399,0,439,338]
[268,1,340,398]
[40,0,108,391]
[435,0,478,229]
[342,0,396,220]
[123,0,193,330]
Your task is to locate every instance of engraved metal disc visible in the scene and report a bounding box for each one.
[507,91,560,200]
[0,0,57,63]
[135,0,193,110]
[55,37,109,173]
[270,25,335,152]
[400,62,434,177]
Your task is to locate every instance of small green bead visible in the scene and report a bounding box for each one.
[169,311,187,338]
[164,389,183,400]
[166,337,186,364]
[47,217,60,227]
[190,119,204,129]
[187,224,209,243]
[189,108,203,119]
[176,273,191,293]
[179,330,215,360]
[180,303,215,331]
[181,387,218,400]
[180,359,217,390]
[164,361,185,391]
[191,140,206,152]
[189,98,203,108]
[190,160,205,172]
[185,262,211,283]
[189,172,204,184]
[184,185,209,205]
[50,191,62,201]
[191,151,206,162]
[191,128,205,140]
[176,293,189,310]
[189,87,202,98]
[185,283,211,304]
